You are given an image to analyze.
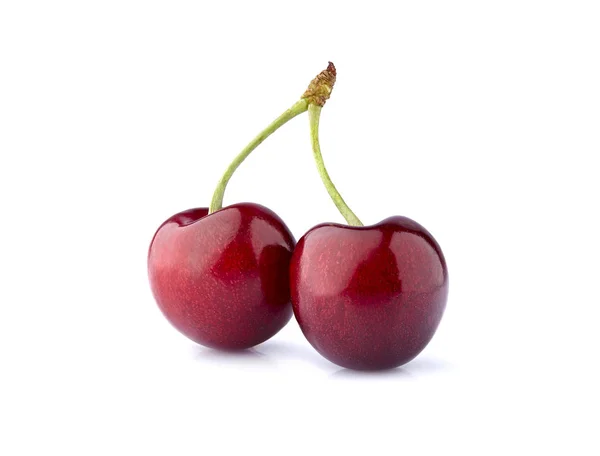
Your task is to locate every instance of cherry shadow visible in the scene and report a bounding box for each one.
[330,366,414,380]
[330,356,451,380]
[191,345,278,367]
[257,339,334,369]
[407,356,453,374]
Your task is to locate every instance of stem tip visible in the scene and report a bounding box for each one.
[302,62,337,107]
[326,61,336,76]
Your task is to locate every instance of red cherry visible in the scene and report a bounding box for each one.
[290,216,448,370]
[148,203,295,350]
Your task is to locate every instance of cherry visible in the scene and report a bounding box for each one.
[148,64,336,349]
[290,63,449,370]
[149,203,295,349]
[291,218,448,370]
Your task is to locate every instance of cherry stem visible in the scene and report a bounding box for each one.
[209,98,309,214]
[308,103,363,226]
[208,62,355,218]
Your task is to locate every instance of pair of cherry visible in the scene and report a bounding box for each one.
[148,63,448,371]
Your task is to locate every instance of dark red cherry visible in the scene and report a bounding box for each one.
[290,216,448,370]
[148,203,295,350]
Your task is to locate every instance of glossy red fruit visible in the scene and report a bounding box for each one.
[291,216,448,370]
[148,202,295,350]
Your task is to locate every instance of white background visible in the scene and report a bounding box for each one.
[1,1,599,454]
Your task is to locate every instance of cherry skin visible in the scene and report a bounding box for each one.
[148,202,295,350]
[290,216,448,370]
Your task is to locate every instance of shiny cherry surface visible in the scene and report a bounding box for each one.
[148,203,295,349]
[291,216,448,370]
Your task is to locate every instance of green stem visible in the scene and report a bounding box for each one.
[209,98,309,213]
[308,103,363,226]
